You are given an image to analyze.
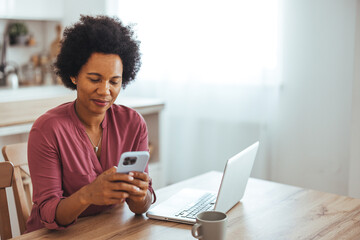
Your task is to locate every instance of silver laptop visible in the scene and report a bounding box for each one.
[146,141,259,224]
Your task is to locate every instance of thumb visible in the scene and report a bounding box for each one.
[103,166,117,175]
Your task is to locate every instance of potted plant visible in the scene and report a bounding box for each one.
[8,22,29,45]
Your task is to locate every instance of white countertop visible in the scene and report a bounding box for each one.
[0,85,75,103]
[0,85,165,108]
[0,85,164,129]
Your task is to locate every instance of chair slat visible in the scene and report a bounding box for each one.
[2,143,28,166]
[13,167,30,234]
[2,143,31,235]
[0,162,14,240]
[0,162,13,188]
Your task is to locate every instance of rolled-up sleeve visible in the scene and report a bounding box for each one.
[28,127,75,230]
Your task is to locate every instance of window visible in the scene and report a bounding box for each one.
[114,0,281,86]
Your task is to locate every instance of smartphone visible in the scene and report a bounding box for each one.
[116,151,150,174]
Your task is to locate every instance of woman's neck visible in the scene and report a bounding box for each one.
[74,100,104,131]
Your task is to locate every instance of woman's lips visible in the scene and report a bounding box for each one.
[92,99,110,107]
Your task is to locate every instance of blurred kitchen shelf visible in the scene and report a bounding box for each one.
[8,44,38,48]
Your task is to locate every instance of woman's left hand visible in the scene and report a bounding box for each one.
[126,171,150,203]
[125,171,152,214]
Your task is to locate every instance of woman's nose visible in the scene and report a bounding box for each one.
[97,81,110,95]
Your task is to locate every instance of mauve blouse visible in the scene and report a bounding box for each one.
[26,101,154,232]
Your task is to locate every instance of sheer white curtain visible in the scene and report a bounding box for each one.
[113,0,281,184]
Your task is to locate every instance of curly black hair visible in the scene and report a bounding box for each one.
[54,15,141,89]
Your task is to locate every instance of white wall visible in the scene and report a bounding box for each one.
[62,0,106,26]
[349,0,360,198]
[270,0,356,195]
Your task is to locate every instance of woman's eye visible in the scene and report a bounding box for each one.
[89,78,100,82]
[110,81,119,85]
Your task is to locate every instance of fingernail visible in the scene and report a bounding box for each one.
[134,186,140,191]
[129,176,134,181]
[129,172,134,176]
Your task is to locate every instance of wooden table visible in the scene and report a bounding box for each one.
[12,171,360,239]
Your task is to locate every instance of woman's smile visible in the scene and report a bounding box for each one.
[92,99,111,107]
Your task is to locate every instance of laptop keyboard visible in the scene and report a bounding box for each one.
[175,192,217,219]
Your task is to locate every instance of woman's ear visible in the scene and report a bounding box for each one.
[70,76,77,85]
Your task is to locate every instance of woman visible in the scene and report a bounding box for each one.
[26,15,155,232]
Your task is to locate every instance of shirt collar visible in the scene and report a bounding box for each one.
[68,100,109,129]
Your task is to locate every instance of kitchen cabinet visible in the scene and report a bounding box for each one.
[0,0,63,21]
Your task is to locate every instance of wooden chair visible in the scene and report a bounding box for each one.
[2,142,31,235]
[0,161,14,240]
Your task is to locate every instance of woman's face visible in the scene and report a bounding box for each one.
[71,52,123,116]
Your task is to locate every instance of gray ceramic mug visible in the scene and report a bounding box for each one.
[191,211,227,240]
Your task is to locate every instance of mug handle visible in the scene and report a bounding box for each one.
[191,223,202,239]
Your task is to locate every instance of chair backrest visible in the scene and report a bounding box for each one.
[0,161,14,240]
[2,142,30,235]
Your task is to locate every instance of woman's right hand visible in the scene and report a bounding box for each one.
[79,166,136,206]
[55,166,137,226]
